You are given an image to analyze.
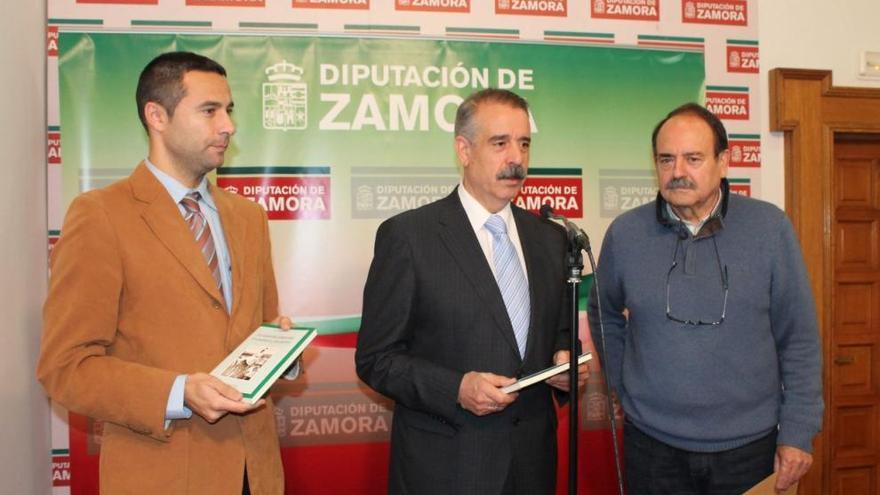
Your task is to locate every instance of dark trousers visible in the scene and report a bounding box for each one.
[624,420,776,495]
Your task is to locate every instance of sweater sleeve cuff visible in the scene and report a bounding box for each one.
[777,421,818,453]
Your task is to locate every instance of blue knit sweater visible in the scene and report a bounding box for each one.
[588,189,823,453]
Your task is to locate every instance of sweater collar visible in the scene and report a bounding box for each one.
[655,178,730,240]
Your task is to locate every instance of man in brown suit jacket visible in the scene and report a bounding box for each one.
[38,52,288,494]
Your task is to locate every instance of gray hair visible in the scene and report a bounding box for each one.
[454,88,529,141]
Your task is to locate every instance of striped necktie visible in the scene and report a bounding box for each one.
[180,192,222,290]
[485,214,530,358]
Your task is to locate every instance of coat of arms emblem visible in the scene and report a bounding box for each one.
[263,60,307,131]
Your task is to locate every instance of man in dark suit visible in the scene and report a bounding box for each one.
[356,88,588,495]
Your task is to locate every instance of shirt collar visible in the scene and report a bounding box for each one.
[144,159,217,213]
[666,187,722,235]
[457,182,514,233]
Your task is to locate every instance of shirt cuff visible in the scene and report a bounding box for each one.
[164,374,193,429]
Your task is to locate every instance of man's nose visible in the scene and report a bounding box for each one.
[219,110,236,136]
[672,156,688,177]
[508,145,524,165]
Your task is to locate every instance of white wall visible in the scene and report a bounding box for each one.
[760,0,880,207]
[0,1,51,493]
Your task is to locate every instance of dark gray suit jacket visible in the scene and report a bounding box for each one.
[356,189,572,495]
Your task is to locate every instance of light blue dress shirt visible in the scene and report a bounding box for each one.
[145,160,234,426]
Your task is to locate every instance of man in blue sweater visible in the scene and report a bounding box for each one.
[588,103,823,494]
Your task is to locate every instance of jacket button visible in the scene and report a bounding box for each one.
[212,301,222,310]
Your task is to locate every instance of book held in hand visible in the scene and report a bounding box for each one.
[501,352,592,394]
[211,325,316,404]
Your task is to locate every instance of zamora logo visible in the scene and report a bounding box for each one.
[500,0,565,12]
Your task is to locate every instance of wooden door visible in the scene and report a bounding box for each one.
[770,69,880,494]
[831,135,880,494]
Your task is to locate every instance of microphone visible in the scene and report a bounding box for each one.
[540,205,591,252]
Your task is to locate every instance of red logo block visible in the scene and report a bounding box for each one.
[729,182,751,197]
[514,178,583,218]
[726,45,758,73]
[682,0,747,26]
[706,91,749,120]
[396,0,470,12]
[187,0,265,5]
[48,132,61,165]
[496,0,567,17]
[728,138,760,167]
[47,26,59,57]
[292,0,369,9]
[218,176,331,220]
[592,0,659,21]
[77,0,158,4]
[52,455,71,487]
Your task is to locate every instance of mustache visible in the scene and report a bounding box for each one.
[496,164,527,180]
[665,177,695,190]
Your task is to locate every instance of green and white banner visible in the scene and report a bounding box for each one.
[59,31,704,312]
[58,32,704,494]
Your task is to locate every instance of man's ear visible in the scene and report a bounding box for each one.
[454,135,471,169]
[718,149,730,178]
[143,101,169,133]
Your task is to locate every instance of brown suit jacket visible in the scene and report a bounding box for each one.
[38,163,284,494]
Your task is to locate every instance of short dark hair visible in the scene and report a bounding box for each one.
[136,51,227,130]
[651,102,728,157]
[454,88,529,141]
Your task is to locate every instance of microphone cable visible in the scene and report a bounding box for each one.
[541,204,625,495]
[584,244,625,495]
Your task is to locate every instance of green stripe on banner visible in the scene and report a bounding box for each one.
[345,24,419,33]
[728,133,760,139]
[52,448,70,455]
[49,230,61,236]
[727,39,759,46]
[529,168,582,176]
[239,22,318,30]
[728,178,750,184]
[131,20,212,28]
[217,166,330,175]
[544,31,614,39]
[579,273,594,311]
[446,27,519,35]
[48,125,61,132]
[48,18,104,25]
[352,167,455,175]
[600,169,654,177]
[638,34,704,43]
[296,281,600,334]
[298,316,361,335]
[706,85,749,92]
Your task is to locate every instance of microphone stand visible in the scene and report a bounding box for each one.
[542,205,623,495]
[541,205,624,495]
[564,227,584,495]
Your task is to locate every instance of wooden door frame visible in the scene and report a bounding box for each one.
[770,68,880,495]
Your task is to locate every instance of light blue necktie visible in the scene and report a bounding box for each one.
[485,214,530,358]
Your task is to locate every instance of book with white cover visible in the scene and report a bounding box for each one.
[501,352,592,394]
[211,325,316,404]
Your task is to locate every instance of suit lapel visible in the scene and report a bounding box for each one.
[436,192,521,359]
[129,162,225,305]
